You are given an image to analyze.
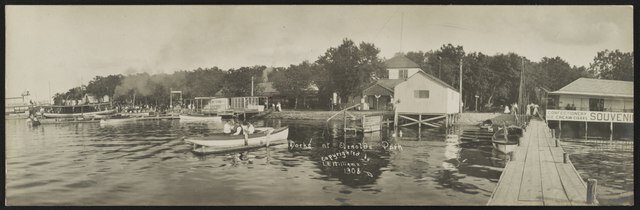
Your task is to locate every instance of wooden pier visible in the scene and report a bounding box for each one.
[487,119,598,206]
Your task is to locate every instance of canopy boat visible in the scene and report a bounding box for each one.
[42,103,115,118]
[491,126,523,154]
[184,127,289,154]
[179,113,222,121]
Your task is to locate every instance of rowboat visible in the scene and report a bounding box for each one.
[184,127,289,154]
[179,114,222,121]
[491,126,523,154]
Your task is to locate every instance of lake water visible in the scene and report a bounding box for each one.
[560,139,634,205]
[6,118,508,205]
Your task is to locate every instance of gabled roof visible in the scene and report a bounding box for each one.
[408,70,459,92]
[363,79,404,95]
[550,78,633,98]
[384,54,420,69]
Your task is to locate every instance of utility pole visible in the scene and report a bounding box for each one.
[518,57,525,114]
[400,12,404,53]
[438,56,442,79]
[251,76,254,96]
[459,58,463,113]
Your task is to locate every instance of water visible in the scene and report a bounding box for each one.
[6,118,504,205]
[560,139,634,206]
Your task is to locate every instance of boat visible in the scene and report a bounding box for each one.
[26,117,41,126]
[42,103,116,118]
[179,114,222,121]
[184,127,289,154]
[479,119,494,131]
[491,126,523,154]
[99,115,137,125]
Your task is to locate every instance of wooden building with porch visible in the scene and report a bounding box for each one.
[361,53,460,137]
[545,78,633,140]
[362,54,422,111]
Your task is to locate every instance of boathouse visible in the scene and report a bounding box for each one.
[545,78,633,140]
[362,53,460,134]
[256,67,319,109]
[362,54,422,110]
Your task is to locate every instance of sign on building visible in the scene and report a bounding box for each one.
[546,110,633,123]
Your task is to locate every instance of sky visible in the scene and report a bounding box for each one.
[5,5,633,100]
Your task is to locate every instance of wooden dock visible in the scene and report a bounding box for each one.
[487,119,598,206]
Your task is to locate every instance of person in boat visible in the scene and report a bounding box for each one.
[232,121,243,136]
[241,121,255,135]
[223,119,235,134]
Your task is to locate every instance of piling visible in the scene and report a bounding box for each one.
[587,179,598,204]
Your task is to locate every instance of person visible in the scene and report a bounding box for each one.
[525,103,532,116]
[503,104,511,114]
[533,104,539,117]
[276,102,282,112]
[223,119,234,134]
[242,121,255,135]
[512,103,518,114]
[232,121,243,135]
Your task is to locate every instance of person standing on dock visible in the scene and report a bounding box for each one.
[512,102,519,114]
[503,104,511,114]
[533,104,539,118]
[276,102,282,112]
[525,103,532,116]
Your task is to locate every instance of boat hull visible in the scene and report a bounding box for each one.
[43,109,116,118]
[185,127,288,147]
[492,142,518,154]
[491,126,523,154]
[179,114,222,121]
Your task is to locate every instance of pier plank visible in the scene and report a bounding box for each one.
[540,149,571,205]
[518,133,543,201]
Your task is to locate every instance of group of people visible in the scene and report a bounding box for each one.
[501,102,539,116]
[223,118,255,136]
[268,102,282,112]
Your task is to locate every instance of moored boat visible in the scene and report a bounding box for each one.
[491,126,523,154]
[184,127,289,154]
[99,115,137,125]
[43,109,116,118]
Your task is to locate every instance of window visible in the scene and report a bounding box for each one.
[399,69,409,79]
[589,98,604,111]
[414,90,429,98]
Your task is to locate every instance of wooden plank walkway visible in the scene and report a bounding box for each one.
[487,119,597,206]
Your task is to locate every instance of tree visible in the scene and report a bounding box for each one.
[434,44,465,87]
[315,38,386,103]
[221,66,266,97]
[588,49,633,81]
[85,74,124,100]
[272,61,314,109]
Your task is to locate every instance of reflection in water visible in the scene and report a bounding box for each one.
[6,119,504,205]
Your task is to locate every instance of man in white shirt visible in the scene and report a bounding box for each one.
[223,119,234,134]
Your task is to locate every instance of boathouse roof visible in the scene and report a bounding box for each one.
[362,79,404,95]
[550,78,633,98]
[384,54,420,69]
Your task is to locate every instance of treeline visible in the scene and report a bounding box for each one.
[54,38,633,111]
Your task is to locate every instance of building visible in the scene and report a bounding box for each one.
[362,53,460,113]
[363,54,424,110]
[393,70,460,114]
[545,78,633,140]
[362,53,460,132]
